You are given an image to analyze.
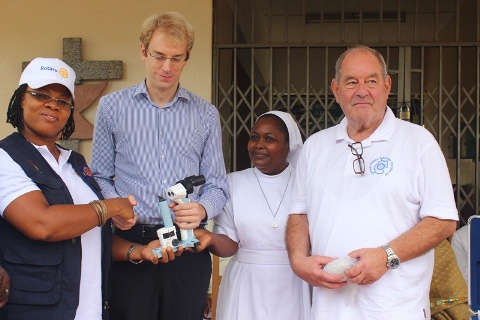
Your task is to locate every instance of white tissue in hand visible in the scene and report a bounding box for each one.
[323,256,359,304]
[323,256,358,280]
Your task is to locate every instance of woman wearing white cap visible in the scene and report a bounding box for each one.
[0,58,160,319]
[193,111,311,320]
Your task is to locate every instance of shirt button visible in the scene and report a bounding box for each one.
[161,155,165,159]
[163,180,167,184]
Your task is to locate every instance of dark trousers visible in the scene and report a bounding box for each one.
[109,226,211,320]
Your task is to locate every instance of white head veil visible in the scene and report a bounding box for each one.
[257,110,304,167]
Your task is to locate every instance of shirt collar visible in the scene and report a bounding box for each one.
[31,143,71,167]
[335,106,396,146]
[133,80,191,108]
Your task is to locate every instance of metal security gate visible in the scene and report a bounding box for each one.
[213,0,480,225]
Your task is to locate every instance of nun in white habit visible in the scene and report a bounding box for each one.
[194,110,310,320]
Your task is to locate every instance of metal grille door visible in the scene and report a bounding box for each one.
[213,0,480,224]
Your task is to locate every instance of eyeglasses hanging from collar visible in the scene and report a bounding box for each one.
[348,142,365,175]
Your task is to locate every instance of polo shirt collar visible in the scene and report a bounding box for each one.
[336,106,396,146]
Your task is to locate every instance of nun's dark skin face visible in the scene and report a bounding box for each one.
[248,116,290,175]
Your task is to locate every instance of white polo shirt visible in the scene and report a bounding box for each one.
[290,107,458,320]
[0,144,102,320]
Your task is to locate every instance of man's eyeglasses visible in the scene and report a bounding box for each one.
[348,142,365,175]
[26,91,73,110]
[147,50,186,65]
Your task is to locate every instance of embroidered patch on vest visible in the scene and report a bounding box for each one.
[80,165,93,177]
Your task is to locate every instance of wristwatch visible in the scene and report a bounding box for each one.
[381,244,400,269]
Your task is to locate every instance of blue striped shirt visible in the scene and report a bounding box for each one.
[91,81,228,224]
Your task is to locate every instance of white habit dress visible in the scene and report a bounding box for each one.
[214,165,310,320]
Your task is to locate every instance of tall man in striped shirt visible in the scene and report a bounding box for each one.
[91,12,228,320]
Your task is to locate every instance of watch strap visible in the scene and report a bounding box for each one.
[382,244,395,257]
[381,243,400,269]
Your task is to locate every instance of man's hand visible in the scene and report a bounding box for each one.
[0,266,10,308]
[112,215,138,230]
[345,247,387,285]
[111,195,138,230]
[291,255,346,289]
[286,214,345,288]
[171,201,206,229]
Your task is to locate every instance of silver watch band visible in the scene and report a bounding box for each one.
[382,244,395,257]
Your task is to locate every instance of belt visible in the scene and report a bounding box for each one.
[131,224,164,238]
[235,248,290,265]
[115,223,206,239]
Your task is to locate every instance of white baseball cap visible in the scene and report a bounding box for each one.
[19,57,76,99]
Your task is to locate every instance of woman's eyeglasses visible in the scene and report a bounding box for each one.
[26,91,73,110]
[348,142,365,175]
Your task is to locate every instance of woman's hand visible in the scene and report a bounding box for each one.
[141,240,184,264]
[191,229,213,252]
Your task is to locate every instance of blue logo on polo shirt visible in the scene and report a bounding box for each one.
[370,157,393,175]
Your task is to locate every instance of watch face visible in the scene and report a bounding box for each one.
[389,258,400,269]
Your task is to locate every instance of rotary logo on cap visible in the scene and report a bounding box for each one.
[58,68,69,78]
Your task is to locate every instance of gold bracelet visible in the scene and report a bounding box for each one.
[89,200,101,226]
[98,200,107,226]
[90,200,107,227]
[127,243,144,264]
[90,200,105,226]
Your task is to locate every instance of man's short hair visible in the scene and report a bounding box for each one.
[139,12,195,60]
[335,45,388,82]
